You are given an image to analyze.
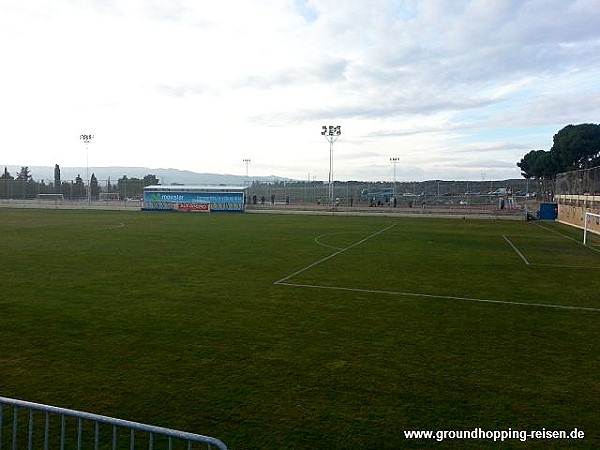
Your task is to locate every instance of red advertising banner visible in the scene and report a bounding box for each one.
[177,203,210,212]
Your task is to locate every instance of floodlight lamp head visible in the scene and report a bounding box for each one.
[321,125,341,136]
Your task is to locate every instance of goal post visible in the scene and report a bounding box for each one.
[99,192,121,201]
[36,193,64,201]
[583,212,600,245]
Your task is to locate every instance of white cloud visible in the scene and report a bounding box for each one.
[0,0,599,181]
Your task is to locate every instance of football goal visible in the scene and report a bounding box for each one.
[583,212,600,245]
[99,192,120,201]
[36,193,64,201]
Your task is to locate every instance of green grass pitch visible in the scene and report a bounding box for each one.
[1,209,599,449]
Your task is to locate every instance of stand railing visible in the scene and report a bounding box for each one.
[0,396,227,450]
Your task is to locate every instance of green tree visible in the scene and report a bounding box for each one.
[517,150,546,179]
[517,150,560,200]
[90,173,100,200]
[15,166,35,199]
[117,175,144,199]
[550,123,600,170]
[143,174,159,186]
[0,167,13,180]
[74,174,85,199]
[16,166,32,182]
[536,151,560,199]
[54,164,61,193]
[0,167,14,199]
[518,123,600,200]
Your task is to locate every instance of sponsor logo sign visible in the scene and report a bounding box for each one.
[177,203,210,212]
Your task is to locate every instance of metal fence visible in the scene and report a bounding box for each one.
[0,179,150,201]
[245,179,532,209]
[555,165,600,195]
[0,177,538,211]
[0,396,227,450]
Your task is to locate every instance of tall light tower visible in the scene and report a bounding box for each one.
[390,157,400,197]
[80,134,94,204]
[243,158,251,186]
[321,125,341,207]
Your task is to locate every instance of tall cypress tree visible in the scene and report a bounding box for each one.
[54,164,61,193]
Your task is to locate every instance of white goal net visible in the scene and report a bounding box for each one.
[583,212,600,245]
[99,192,120,201]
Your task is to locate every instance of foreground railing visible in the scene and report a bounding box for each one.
[0,396,227,450]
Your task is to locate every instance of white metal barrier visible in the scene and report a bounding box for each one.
[0,396,227,450]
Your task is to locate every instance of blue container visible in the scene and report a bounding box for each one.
[539,202,558,220]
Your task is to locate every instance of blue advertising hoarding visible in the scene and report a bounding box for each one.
[142,186,246,212]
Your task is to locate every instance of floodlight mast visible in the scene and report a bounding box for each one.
[243,158,251,186]
[321,125,341,207]
[390,157,400,197]
[80,134,94,205]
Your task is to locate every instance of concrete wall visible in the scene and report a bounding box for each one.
[556,195,600,235]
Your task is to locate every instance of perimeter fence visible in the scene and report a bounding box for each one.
[0,177,536,213]
[246,179,533,210]
[555,166,600,233]
[0,178,148,201]
[555,166,600,195]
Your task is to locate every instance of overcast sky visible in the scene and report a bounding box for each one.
[1,0,599,182]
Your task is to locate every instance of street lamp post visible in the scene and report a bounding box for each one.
[80,134,94,205]
[321,125,341,208]
[390,157,400,198]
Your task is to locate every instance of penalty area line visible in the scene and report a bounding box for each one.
[537,223,600,254]
[503,235,599,269]
[276,281,600,313]
[503,235,530,265]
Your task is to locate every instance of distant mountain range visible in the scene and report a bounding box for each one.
[2,165,528,188]
[2,166,293,185]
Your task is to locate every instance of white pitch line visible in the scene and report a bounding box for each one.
[502,235,598,269]
[314,233,344,251]
[536,222,581,243]
[533,263,600,270]
[105,222,126,230]
[274,224,396,285]
[537,222,600,254]
[503,235,530,265]
[276,281,600,313]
